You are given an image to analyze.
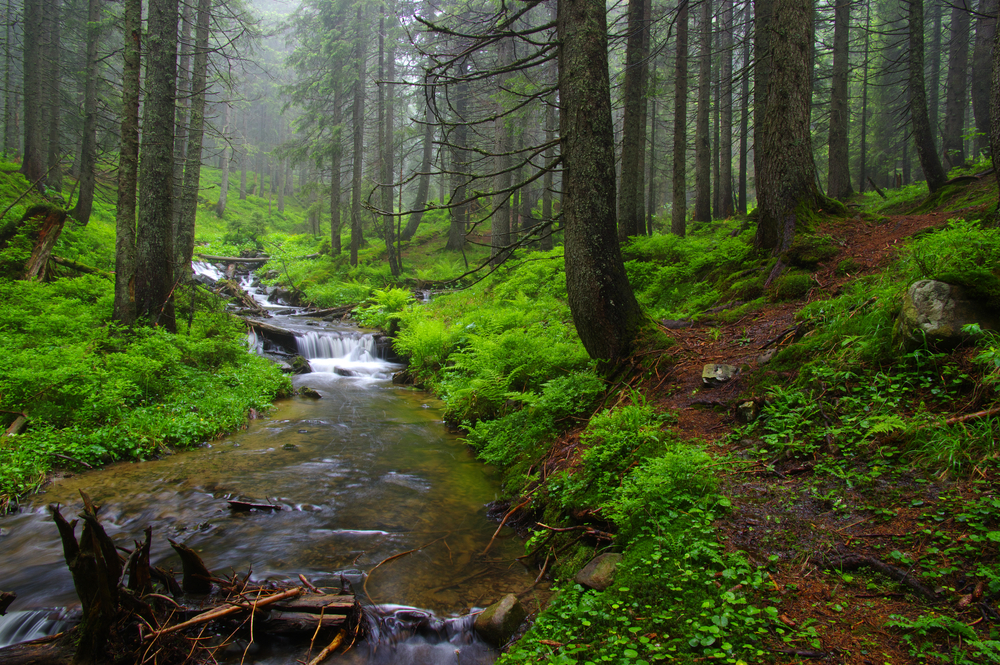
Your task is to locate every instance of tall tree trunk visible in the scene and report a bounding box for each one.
[991,4,1000,214]
[216,102,230,217]
[541,0,557,252]
[445,56,469,252]
[719,0,734,217]
[135,0,179,331]
[350,3,365,265]
[491,34,514,266]
[827,0,852,199]
[113,0,141,326]
[175,0,210,272]
[330,61,344,255]
[558,0,645,363]
[928,0,942,136]
[277,156,285,212]
[72,0,101,223]
[738,0,750,214]
[379,11,399,276]
[239,111,247,199]
[3,0,12,157]
[672,1,688,236]
[20,0,43,186]
[753,0,826,251]
[173,0,192,236]
[401,87,435,241]
[647,93,657,234]
[617,0,650,240]
[858,0,871,192]
[694,0,712,222]
[942,0,971,167]
[972,0,996,157]
[44,0,60,191]
[909,0,948,192]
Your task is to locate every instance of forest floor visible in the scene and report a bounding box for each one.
[544,207,994,664]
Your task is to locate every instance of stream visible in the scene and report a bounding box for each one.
[0,268,539,663]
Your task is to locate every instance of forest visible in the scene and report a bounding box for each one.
[1,0,1000,662]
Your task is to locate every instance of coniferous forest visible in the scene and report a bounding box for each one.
[2,0,1000,661]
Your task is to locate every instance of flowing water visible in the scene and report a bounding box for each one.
[0,271,540,663]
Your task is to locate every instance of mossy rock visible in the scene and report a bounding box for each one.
[726,274,766,300]
[781,235,839,269]
[769,273,813,301]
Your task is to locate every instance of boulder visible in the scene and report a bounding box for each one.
[290,356,313,375]
[267,287,299,306]
[473,594,526,646]
[735,401,759,424]
[894,280,1000,351]
[575,552,623,591]
[702,364,740,387]
[332,367,357,377]
[299,387,322,399]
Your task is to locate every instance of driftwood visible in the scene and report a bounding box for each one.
[195,253,270,264]
[0,493,362,665]
[167,539,213,594]
[308,629,346,665]
[228,499,282,512]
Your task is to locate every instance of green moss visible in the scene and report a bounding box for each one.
[769,273,813,301]
[782,234,840,269]
[835,257,861,275]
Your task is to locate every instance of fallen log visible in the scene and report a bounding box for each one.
[244,317,300,352]
[195,253,270,264]
[265,594,355,615]
[50,255,112,279]
[0,632,76,665]
[216,279,268,317]
[289,306,355,318]
[147,587,304,637]
[866,177,888,200]
[5,412,27,436]
[264,612,349,636]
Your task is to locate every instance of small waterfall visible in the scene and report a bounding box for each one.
[0,610,69,649]
[295,331,394,378]
[342,606,495,665]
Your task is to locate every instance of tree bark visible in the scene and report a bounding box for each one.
[618,0,650,239]
[942,0,971,167]
[172,0,192,235]
[71,0,101,223]
[113,0,141,326]
[972,0,996,158]
[672,1,688,236]
[135,0,179,331]
[175,0,210,273]
[694,0,712,222]
[992,0,1000,212]
[909,0,948,192]
[753,0,825,251]
[928,0,942,136]
[330,62,344,255]
[558,0,645,363]
[827,0,852,200]
[239,111,247,200]
[858,0,871,193]
[738,0,750,214]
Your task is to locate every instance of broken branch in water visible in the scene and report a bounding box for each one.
[147,587,305,637]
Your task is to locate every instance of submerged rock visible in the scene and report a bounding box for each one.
[575,552,623,591]
[299,388,322,399]
[702,364,740,387]
[473,594,526,646]
[894,280,1000,351]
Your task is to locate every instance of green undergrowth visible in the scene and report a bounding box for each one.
[499,402,772,664]
[0,275,291,505]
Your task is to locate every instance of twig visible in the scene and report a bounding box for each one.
[0,162,61,224]
[307,629,346,665]
[482,496,532,555]
[299,574,323,594]
[363,536,447,604]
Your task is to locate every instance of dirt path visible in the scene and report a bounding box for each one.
[650,210,972,665]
